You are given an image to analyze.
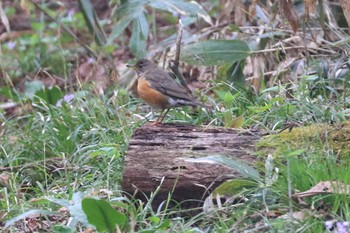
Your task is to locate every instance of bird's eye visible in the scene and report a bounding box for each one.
[138,60,146,67]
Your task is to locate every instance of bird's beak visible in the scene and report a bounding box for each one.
[126,64,136,69]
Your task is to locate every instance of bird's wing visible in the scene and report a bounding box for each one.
[146,70,199,104]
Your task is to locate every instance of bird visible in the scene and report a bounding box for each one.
[126,58,207,124]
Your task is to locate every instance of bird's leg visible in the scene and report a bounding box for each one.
[144,113,151,122]
[152,108,155,120]
[149,109,165,126]
[144,108,155,123]
[157,109,170,124]
[150,109,170,125]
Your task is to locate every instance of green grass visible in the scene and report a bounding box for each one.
[0,90,136,226]
[1,74,350,231]
[1,1,350,231]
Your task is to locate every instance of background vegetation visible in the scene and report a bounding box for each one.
[1,0,350,232]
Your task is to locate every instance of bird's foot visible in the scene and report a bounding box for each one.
[145,121,162,126]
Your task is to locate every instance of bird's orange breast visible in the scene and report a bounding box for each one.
[137,77,170,109]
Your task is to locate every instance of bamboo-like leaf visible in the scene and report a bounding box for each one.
[109,0,211,44]
[109,0,147,43]
[149,0,212,25]
[213,179,259,196]
[5,210,56,229]
[203,179,258,212]
[181,40,250,65]
[185,155,261,182]
[129,11,148,58]
[79,0,106,45]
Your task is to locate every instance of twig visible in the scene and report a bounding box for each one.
[250,46,338,54]
[174,22,183,67]
[169,21,192,94]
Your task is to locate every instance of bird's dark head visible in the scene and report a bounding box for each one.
[126,59,155,73]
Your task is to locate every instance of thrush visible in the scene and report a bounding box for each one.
[127,58,206,124]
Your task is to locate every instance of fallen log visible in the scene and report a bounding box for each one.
[122,123,261,207]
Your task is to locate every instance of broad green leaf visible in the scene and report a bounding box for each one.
[24,80,45,99]
[5,209,56,228]
[157,219,171,230]
[0,86,16,99]
[223,111,233,127]
[204,179,259,212]
[31,22,45,31]
[89,146,118,158]
[44,197,71,207]
[53,225,75,233]
[261,86,280,93]
[286,149,305,157]
[181,40,250,66]
[217,61,246,87]
[149,0,212,25]
[34,86,63,105]
[146,216,171,230]
[68,192,90,227]
[45,192,90,228]
[231,115,245,128]
[213,179,258,196]
[185,155,261,182]
[148,216,160,224]
[226,60,246,86]
[78,0,106,45]
[82,198,127,233]
[215,90,239,102]
[139,12,149,39]
[138,230,157,233]
[114,0,148,18]
[247,104,271,113]
[108,16,134,43]
[109,0,211,44]
[129,11,148,58]
[306,75,319,81]
[108,0,147,43]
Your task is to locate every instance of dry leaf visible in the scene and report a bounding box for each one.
[279,210,308,220]
[280,0,299,33]
[252,55,265,92]
[293,181,350,198]
[248,0,260,20]
[341,0,350,29]
[234,0,246,26]
[0,172,10,187]
[76,59,107,95]
[0,2,10,32]
[304,0,317,19]
[20,0,33,15]
[182,65,207,91]
[220,0,235,22]
[270,57,297,86]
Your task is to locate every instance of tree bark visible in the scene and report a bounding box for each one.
[122,123,261,207]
